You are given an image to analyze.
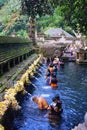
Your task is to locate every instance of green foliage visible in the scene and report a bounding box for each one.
[3,15,10,23]
[17,29,28,38]
[0,35,31,44]
[8,16,28,33]
[37,7,65,32]
[58,0,87,35]
[64,26,75,36]
[0,24,5,32]
[0,0,28,37]
[19,0,53,18]
[0,31,6,36]
[0,0,87,38]
[0,0,7,9]
[44,34,51,38]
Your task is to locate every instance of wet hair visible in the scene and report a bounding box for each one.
[55,95,60,100]
[32,96,37,102]
[49,63,54,67]
[52,95,60,101]
[52,97,56,101]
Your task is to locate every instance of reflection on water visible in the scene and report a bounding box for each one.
[9,63,87,130]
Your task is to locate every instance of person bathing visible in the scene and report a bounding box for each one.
[32,96,49,110]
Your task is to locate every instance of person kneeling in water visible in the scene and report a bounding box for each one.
[32,96,49,110]
[47,95,63,118]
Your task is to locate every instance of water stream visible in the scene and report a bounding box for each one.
[8,62,87,130]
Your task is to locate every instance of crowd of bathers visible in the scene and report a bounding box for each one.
[32,56,63,118]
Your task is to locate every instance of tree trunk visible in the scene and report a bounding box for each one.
[28,18,37,46]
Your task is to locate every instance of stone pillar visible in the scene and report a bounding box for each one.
[22,55,24,61]
[25,54,28,59]
[84,53,86,60]
[79,53,83,61]
[0,64,3,75]
[7,61,10,71]
[77,53,79,59]
[13,59,15,66]
[18,57,20,63]
[27,53,29,58]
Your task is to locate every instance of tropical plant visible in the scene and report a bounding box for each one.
[57,0,87,35]
[19,0,55,45]
[0,0,8,9]
[37,7,66,32]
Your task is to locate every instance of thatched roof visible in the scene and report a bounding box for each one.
[45,28,74,38]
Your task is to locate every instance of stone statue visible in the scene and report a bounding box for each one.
[73,30,82,38]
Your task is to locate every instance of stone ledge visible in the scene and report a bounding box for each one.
[0,53,38,94]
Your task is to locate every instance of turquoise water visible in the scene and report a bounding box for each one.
[8,62,87,130]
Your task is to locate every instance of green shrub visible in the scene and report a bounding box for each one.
[0,36,32,44]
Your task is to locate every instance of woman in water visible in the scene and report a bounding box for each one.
[47,95,63,118]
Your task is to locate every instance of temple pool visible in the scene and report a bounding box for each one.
[6,62,87,130]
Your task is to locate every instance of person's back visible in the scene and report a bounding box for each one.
[45,69,51,85]
[38,97,49,109]
[53,64,58,73]
[50,73,58,88]
[48,63,54,73]
[32,96,49,110]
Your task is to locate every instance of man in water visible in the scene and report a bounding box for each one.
[32,96,49,110]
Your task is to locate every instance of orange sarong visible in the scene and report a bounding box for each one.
[50,83,58,88]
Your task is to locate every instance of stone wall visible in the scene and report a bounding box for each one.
[0,54,43,130]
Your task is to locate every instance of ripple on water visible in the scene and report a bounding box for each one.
[41,94,50,97]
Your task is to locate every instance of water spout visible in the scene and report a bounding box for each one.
[38,70,42,74]
[41,66,47,69]
[29,81,37,89]
[37,72,42,77]
[32,75,40,81]
[27,93,32,96]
